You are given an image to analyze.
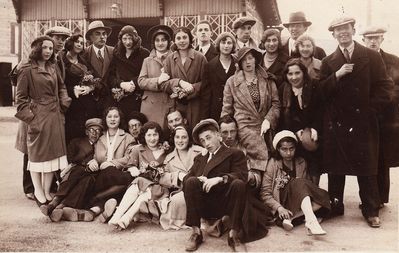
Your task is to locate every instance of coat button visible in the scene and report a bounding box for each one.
[355,108,360,113]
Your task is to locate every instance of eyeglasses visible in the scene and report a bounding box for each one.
[87,128,102,134]
[129,123,142,129]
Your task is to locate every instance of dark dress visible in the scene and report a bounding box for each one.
[63,54,99,144]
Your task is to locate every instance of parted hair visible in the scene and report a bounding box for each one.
[64,34,84,52]
[173,27,194,49]
[102,106,126,131]
[169,124,193,149]
[29,36,56,63]
[138,121,164,146]
[282,58,311,84]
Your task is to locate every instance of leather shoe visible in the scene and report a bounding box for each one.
[62,207,94,222]
[49,208,63,222]
[185,231,203,252]
[227,235,247,252]
[47,196,62,215]
[98,198,117,223]
[25,193,35,200]
[328,199,344,218]
[367,216,381,228]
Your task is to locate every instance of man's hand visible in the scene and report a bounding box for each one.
[87,159,99,172]
[335,63,354,80]
[179,80,194,94]
[277,206,293,220]
[99,161,114,170]
[80,85,94,96]
[202,177,222,193]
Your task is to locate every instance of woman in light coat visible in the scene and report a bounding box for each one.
[295,34,322,80]
[138,25,174,128]
[15,36,71,211]
[163,27,207,128]
[221,47,280,176]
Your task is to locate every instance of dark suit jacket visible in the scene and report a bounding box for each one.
[195,44,219,62]
[282,40,326,60]
[67,136,94,166]
[261,52,289,88]
[319,41,393,176]
[201,55,236,121]
[184,144,248,185]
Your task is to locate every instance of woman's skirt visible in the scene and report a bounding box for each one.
[28,155,68,173]
[280,178,330,214]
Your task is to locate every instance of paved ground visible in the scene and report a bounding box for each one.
[0,115,397,252]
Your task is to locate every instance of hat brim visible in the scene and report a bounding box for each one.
[234,20,256,29]
[237,48,263,66]
[147,25,174,42]
[283,21,312,28]
[362,33,385,37]
[328,21,355,31]
[85,26,112,40]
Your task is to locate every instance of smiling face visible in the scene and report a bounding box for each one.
[90,28,108,48]
[154,33,168,53]
[288,23,307,40]
[73,36,84,54]
[332,23,355,48]
[167,111,184,130]
[287,65,304,88]
[106,109,121,130]
[298,39,314,59]
[145,128,160,149]
[175,31,190,50]
[174,128,189,151]
[41,40,54,61]
[198,130,221,153]
[264,34,279,54]
[219,37,234,55]
[196,23,212,44]
[241,52,256,72]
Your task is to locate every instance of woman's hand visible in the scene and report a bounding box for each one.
[260,119,271,135]
[158,72,170,84]
[179,80,194,94]
[87,159,99,172]
[277,206,293,220]
[127,166,140,177]
[120,81,135,93]
[99,161,114,170]
[80,85,94,96]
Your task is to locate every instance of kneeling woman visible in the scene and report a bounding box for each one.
[260,130,330,235]
[108,121,168,229]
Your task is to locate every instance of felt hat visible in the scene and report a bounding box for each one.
[328,16,356,31]
[45,26,71,37]
[272,130,298,149]
[192,119,219,145]
[360,26,387,37]
[236,47,262,66]
[147,25,173,42]
[232,17,256,30]
[118,25,138,40]
[283,12,312,28]
[85,20,112,40]
[85,118,103,130]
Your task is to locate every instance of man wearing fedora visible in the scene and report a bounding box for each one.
[194,20,218,62]
[83,20,114,112]
[360,26,399,208]
[183,119,248,252]
[319,16,393,228]
[232,16,259,52]
[45,26,71,81]
[282,11,326,60]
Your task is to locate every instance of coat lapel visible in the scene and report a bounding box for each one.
[202,145,231,177]
[348,42,369,80]
[102,46,111,78]
[257,67,269,112]
[173,52,189,80]
[234,70,258,114]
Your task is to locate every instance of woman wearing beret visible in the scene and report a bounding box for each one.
[108,25,150,117]
[63,34,101,144]
[163,27,208,129]
[138,25,174,128]
[295,34,322,80]
[15,36,71,212]
[259,28,289,88]
[221,47,280,186]
[201,32,237,121]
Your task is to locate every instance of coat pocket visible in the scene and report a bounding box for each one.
[15,108,35,124]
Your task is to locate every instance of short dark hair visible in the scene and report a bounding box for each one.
[169,124,193,149]
[259,28,283,51]
[274,136,297,160]
[29,36,56,63]
[138,121,164,146]
[194,20,213,33]
[102,106,125,131]
[64,34,83,52]
[127,111,148,125]
[173,27,194,49]
[197,124,219,138]
[218,115,238,127]
[282,58,311,84]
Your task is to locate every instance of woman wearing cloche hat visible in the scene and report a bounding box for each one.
[107,25,150,117]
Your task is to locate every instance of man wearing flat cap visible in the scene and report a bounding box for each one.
[183,119,248,252]
[319,16,393,228]
[232,16,259,52]
[82,20,114,112]
[361,26,399,209]
[282,11,326,60]
[43,118,104,222]
[45,26,71,81]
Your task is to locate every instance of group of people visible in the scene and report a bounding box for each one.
[13,9,398,252]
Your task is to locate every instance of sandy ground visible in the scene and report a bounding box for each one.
[0,121,397,252]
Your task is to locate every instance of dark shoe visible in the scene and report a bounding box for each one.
[185,231,203,252]
[34,196,49,216]
[366,216,381,228]
[359,202,385,210]
[328,199,344,218]
[228,234,247,252]
[62,207,94,222]
[47,196,62,215]
[25,193,35,200]
[98,198,117,223]
[49,208,63,222]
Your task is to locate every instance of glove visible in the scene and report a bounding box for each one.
[260,119,270,135]
[310,128,318,141]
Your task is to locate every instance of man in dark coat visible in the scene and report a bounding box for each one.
[183,119,248,252]
[45,26,71,81]
[319,16,393,228]
[281,11,326,60]
[194,20,218,62]
[360,26,399,206]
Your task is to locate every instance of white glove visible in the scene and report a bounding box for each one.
[179,80,194,94]
[158,72,170,84]
[120,81,136,93]
[260,119,270,135]
[73,85,84,98]
[310,128,318,141]
[127,166,140,177]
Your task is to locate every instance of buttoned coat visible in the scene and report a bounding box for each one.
[163,49,207,128]
[221,67,280,171]
[259,157,309,215]
[94,129,134,170]
[138,50,174,127]
[15,61,71,162]
[319,41,392,176]
[201,55,236,121]
[261,52,289,88]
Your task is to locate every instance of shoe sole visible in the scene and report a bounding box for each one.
[50,209,63,222]
[63,207,78,221]
[282,220,294,231]
[99,199,117,223]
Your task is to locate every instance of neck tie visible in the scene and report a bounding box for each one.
[98,50,104,63]
[243,43,247,47]
[207,152,213,163]
[343,48,351,63]
[199,48,203,54]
